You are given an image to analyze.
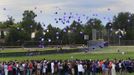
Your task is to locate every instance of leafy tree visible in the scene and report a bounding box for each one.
[112,12,134,40]
[84,18,103,40]
[21,10,37,34]
[3,16,15,27]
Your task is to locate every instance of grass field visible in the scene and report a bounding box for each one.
[1,46,134,75]
[0,47,77,53]
[0,46,134,61]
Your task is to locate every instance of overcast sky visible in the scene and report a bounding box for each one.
[0,0,134,28]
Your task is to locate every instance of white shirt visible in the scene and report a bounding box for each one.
[78,64,84,72]
[112,64,116,70]
[51,62,54,73]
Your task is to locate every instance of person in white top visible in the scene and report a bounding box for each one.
[51,62,55,74]
[4,63,8,75]
[43,62,47,75]
[77,62,84,75]
[111,62,116,75]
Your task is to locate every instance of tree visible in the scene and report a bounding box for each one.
[5,24,30,45]
[112,12,134,40]
[69,21,84,44]
[3,16,15,27]
[21,10,37,34]
[21,10,43,41]
[84,18,104,40]
[45,24,61,45]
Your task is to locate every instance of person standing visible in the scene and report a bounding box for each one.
[0,62,3,75]
[111,62,116,75]
[51,61,55,75]
[4,62,8,75]
[42,61,47,75]
[77,61,84,75]
[8,63,13,75]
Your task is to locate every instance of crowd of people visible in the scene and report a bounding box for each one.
[0,58,134,75]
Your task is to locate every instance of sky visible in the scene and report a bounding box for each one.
[0,0,134,29]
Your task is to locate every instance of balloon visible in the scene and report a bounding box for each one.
[93,14,95,16]
[78,19,80,21]
[63,29,66,32]
[108,8,110,11]
[80,21,82,23]
[63,22,65,24]
[40,10,42,13]
[54,18,57,20]
[63,19,66,21]
[48,39,51,42]
[83,14,85,16]
[70,12,72,15]
[56,36,59,39]
[80,31,83,34]
[46,29,49,32]
[34,7,37,10]
[69,16,71,19]
[86,16,89,20]
[64,12,66,15]
[58,18,61,20]
[56,21,58,23]
[41,38,44,41]
[127,19,130,22]
[56,32,59,35]
[3,8,6,10]
[30,25,33,28]
[55,12,58,14]
[43,32,46,35]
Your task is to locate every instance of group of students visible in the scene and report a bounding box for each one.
[0,58,134,75]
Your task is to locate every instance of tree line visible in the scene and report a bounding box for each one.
[0,10,134,46]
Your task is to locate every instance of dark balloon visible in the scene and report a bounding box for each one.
[66,20,70,23]
[64,12,66,15]
[34,7,37,10]
[69,16,71,19]
[62,22,65,24]
[55,12,58,14]
[56,21,58,23]
[78,19,80,21]
[108,8,110,11]
[86,16,89,20]
[95,14,98,16]
[83,14,85,16]
[59,18,62,20]
[3,8,6,10]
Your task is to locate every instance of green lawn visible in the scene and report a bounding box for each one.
[1,51,134,61]
[0,46,134,61]
[0,47,77,53]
